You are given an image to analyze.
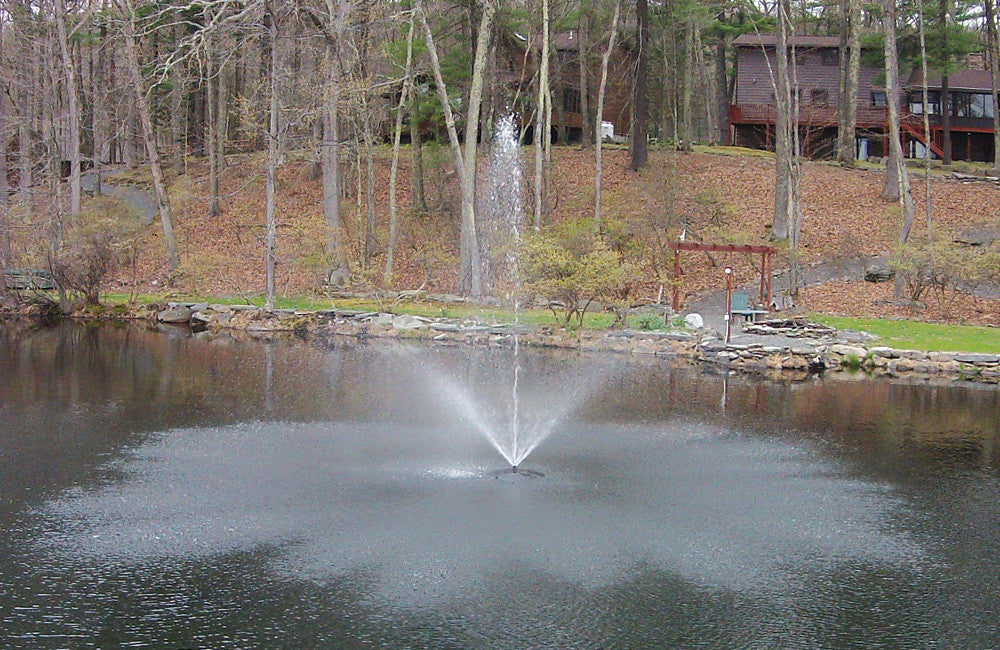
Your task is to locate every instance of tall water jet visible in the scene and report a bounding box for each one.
[484,114,527,468]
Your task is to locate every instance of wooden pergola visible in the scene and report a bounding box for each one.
[668,241,779,312]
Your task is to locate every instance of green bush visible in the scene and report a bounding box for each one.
[521,220,632,328]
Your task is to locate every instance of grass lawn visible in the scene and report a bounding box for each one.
[102,293,679,331]
[812,315,1000,354]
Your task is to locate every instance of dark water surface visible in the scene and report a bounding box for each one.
[1,323,998,648]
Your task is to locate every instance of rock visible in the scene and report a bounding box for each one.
[425,293,465,304]
[430,323,461,332]
[190,311,213,324]
[829,344,866,358]
[701,339,727,353]
[954,225,999,247]
[371,313,394,327]
[157,305,192,324]
[392,315,428,330]
[791,346,818,356]
[869,347,897,358]
[928,352,955,363]
[864,262,894,282]
[954,353,1000,365]
[684,313,704,329]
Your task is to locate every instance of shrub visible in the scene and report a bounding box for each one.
[51,197,143,305]
[521,220,631,328]
[890,240,996,307]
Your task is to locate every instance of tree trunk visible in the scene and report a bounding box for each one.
[940,0,953,165]
[207,48,220,217]
[594,0,622,231]
[534,0,550,229]
[314,0,353,278]
[386,10,416,281]
[680,20,694,152]
[322,46,347,274]
[55,1,81,217]
[918,0,934,238]
[264,3,278,310]
[410,94,427,213]
[0,84,11,267]
[170,21,185,177]
[773,0,792,241]
[120,0,179,275]
[715,23,729,145]
[883,0,916,249]
[579,9,592,147]
[630,0,649,170]
[986,0,1000,176]
[419,0,495,296]
[837,0,860,165]
[92,21,107,195]
[217,57,231,177]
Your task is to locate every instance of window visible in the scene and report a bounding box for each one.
[811,89,829,106]
[908,90,939,115]
[821,50,839,66]
[968,93,994,119]
[952,92,972,118]
[872,91,887,108]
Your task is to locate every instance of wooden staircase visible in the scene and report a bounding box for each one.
[901,120,945,158]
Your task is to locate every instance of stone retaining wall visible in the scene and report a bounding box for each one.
[142,302,1000,384]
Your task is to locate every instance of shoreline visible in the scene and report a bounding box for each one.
[4,298,999,385]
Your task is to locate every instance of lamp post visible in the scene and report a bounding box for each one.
[724,266,733,344]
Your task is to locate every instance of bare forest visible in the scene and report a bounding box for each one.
[1,0,999,324]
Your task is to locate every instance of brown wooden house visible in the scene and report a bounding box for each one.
[729,34,888,159]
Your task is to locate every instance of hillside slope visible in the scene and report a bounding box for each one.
[115,146,999,325]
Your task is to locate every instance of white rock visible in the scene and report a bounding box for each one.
[684,313,704,329]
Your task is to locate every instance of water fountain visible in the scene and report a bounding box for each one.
[423,115,565,475]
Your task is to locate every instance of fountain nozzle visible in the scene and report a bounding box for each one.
[511,464,518,473]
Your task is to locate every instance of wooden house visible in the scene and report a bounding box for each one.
[728,34,888,159]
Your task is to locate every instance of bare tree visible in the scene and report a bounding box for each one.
[385,8,416,281]
[918,0,934,238]
[578,7,592,147]
[418,0,497,296]
[55,1,83,217]
[300,0,352,281]
[594,0,621,231]
[986,0,1000,176]
[883,0,915,252]
[630,0,649,170]
[773,0,792,241]
[117,0,180,276]
[264,1,279,309]
[534,0,550,229]
[836,0,860,166]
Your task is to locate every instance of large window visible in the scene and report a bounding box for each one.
[872,90,887,108]
[960,93,995,119]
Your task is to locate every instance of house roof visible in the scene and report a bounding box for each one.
[732,34,841,48]
[906,68,994,92]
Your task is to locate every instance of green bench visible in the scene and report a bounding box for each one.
[731,292,769,323]
[3,268,57,290]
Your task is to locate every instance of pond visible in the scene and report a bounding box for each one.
[1,323,998,648]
